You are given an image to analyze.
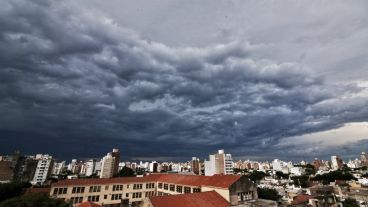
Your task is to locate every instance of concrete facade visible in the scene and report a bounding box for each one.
[50,174,257,206]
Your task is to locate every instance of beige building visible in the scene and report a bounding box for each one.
[50,173,257,206]
[100,153,115,179]
[205,149,234,176]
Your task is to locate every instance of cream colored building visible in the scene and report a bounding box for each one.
[50,174,257,206]
[100,153,115,179]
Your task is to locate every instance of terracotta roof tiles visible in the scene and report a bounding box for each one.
[52,174,242,189]
[149,191,229,207]
[76,201,102,207]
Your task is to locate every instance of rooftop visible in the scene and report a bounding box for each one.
[52,174,242,189]
[149,191,229,207]
[76,201,102,207]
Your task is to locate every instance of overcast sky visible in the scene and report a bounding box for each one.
[1,0,368,162]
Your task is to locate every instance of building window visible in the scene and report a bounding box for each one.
[145,192,152,197]
[132,192,142,198]
[104,195,107,199]
[113,185,123,191]
[54,188,68,195]
[87,195,100,202]
[72,187,85,194]
[237,192,253,202]
[193,188,201,193]
[133,184,143,190]
[169,185,175,191]
[158,183,163,189]
[146,183,154,189]
[105,185,109,190]
[163,184,168,190]
[89,186,101,193]
[111,194,122,200]
[176,186,182,193]
[126,193,129,198]
[184,187,191,194]
[70,197,83,204]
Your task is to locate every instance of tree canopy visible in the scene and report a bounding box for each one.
[0,182,31,203]
[118,166,135,177]
[311,170,356,185]
[246,171,268,182]
[0,194,68,207]
[341,198,360,207]
[257,187,281,201]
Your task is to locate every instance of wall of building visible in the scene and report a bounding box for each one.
[228,176,258,206]
[51,182,157,206]
[201,186,230,201]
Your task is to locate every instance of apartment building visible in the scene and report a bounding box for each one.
[205,149,234,176]
[100,153,115,179]
[50,173,257,206]
[31,154,54,185]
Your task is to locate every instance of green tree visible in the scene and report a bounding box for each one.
[311,170,356,185]
[290,175,309,188]
[304,164,316,175]
[0,194,68,207]
[247,171,267,182]
[275,171,289,179]
[118,166,135,177]
[257,188,281,201]
[341,198,359,207]
[0,182,31,202]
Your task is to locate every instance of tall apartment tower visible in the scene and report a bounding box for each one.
[111,148,120,176]
[361,152,368,166]
[100,153,115,178]
[191,157,200,175]
[31,154,54,185]
[331,155,343,170]
[205,149,233,176]
[85,160,96,176]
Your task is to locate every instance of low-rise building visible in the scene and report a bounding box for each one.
[50,173,257,206]
[0,161,13,183]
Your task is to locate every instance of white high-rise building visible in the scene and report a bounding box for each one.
[52,161,65,175]
[85,160,96,176]
[100,153,115,178]
[225,153,234,174]
[204,149,233,176]
[205,155,216,176]
[31,154,53,185]
[94,161,101,175]
[67,159,77,172]
[331,155,343,170]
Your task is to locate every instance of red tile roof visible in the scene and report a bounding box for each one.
[76,201,102,207]
[149,191,229,207]
[25,187,51,195]
[52,174,242,189]
[52,174,161,187]
[156,174,241,189]
[291,194,315,205]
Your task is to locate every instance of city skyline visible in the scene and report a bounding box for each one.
[1,0,368,161]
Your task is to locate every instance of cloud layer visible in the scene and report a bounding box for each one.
[0,0,368,161]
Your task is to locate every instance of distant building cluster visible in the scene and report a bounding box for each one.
[2,149,368,206]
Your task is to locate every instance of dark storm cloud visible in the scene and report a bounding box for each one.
[1,0,368,161]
